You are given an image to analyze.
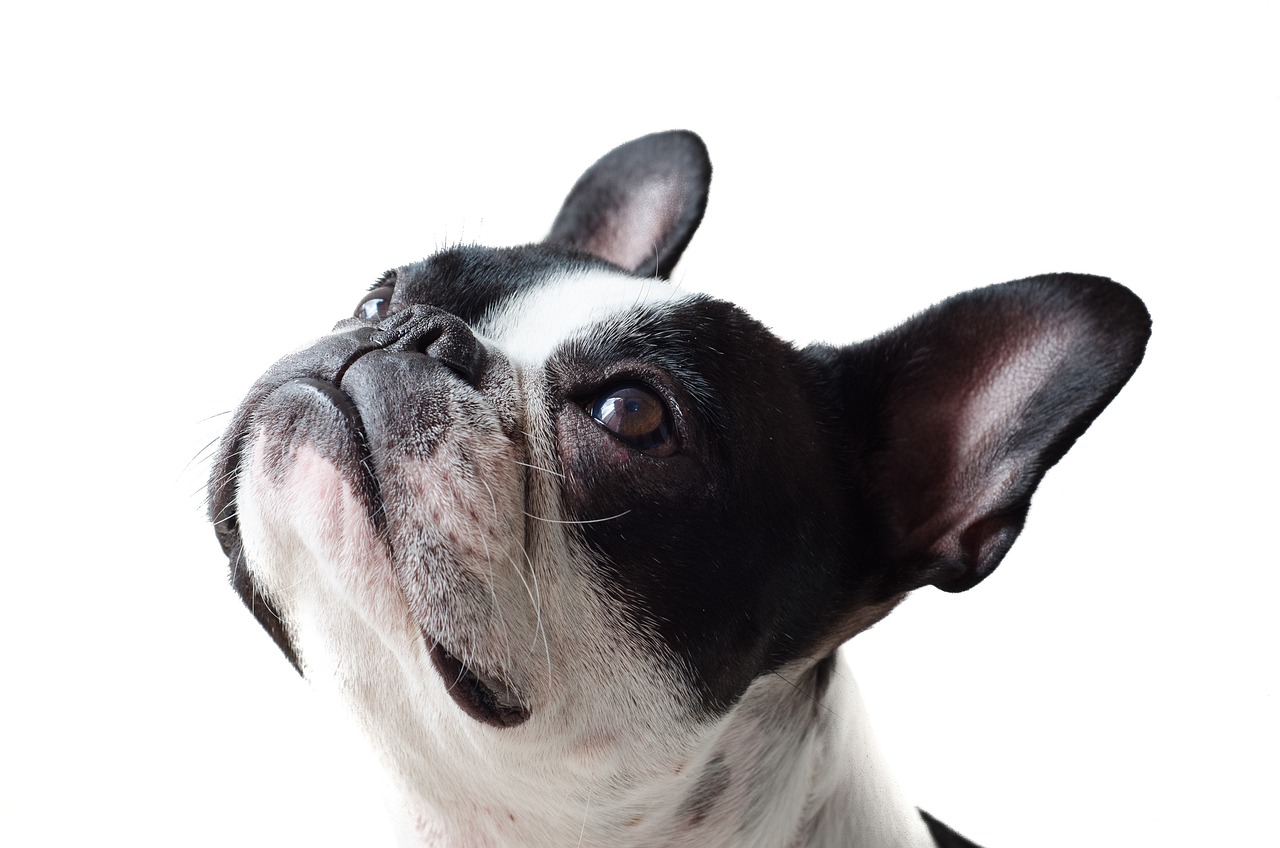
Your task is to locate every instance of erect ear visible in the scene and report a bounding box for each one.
[808,274,1151,594]
[545,130,711,279]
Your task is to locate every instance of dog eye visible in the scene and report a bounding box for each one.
[590,383,674,453]
[355,285,395,320]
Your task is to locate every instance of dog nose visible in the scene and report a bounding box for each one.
[374,305,487,385]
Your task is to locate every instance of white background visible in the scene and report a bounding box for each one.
[2,3,1275,846]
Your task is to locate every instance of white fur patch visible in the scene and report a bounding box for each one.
[477,267,696,367]
[231,266,936,847]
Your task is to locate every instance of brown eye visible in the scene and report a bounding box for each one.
[355,285,395,320]
[590,383,674,453]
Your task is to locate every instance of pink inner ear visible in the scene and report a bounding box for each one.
[893,311,1091,560]
[848,273,1149,592]
[953,317,1081,464]
[584,176,685,271]
[963,312,1096,484]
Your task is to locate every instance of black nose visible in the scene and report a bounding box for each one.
[372,305,487,384]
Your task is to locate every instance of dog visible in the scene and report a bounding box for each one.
[210,130,1149,847]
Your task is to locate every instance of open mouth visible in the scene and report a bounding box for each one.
[428,641,531,728]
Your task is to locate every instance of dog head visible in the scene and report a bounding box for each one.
[209,131,1149,841]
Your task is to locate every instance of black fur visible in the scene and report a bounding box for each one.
[920,810,984,848]
[385,244,617,323]
[547,130,710,278]
[211,130,1149,847]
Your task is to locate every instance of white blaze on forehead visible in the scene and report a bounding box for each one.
[478,267,695,367]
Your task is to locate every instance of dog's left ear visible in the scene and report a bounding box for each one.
[546,130,711,279]
[804,274,1151,594]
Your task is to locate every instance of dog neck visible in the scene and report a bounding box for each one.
[383,650,934,848]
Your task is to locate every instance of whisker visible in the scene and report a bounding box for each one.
[211,506,238,527]
[511,544,552,683]
[515,446,555,680]
[575,783,593,848]
[513,460,564,479]
[196,409,234,425]
[191,482,217,505]
[183,434,224,475]
[479,479,517,676]
[523,510,631,525]
[769,667,835,718]
[480,478,500,522]
[483,547,517,678]
[485,478,551,681]
[204,458,243,492]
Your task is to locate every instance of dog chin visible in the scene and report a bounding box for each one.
[236,375,538,725]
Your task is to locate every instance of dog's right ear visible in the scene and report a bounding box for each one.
[802,274,1151,597]
[546,130,711,279]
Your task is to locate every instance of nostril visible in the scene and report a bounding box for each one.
[378,305,486,385]
[412,326,446,355]
[426,332,485,383]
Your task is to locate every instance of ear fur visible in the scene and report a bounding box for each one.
[806,274,1151,593]
[546,130,711,279]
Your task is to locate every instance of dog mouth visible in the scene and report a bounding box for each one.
[428,639,531,728]
[213,366,532,729]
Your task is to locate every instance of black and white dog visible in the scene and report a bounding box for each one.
[210,131,1149,847]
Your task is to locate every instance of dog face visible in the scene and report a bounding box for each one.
[209,131,1148,841]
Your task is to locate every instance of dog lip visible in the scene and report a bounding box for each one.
[428,640,531,728]
[210,376,385,559]
[283,377,386,535]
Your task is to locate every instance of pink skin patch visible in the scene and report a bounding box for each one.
[242,437,405,640]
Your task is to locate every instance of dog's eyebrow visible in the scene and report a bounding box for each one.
[367,268,398,291]
[478,265,696,366]
[558,299,723,411]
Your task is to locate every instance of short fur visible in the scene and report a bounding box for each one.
[210,130,1149,847]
